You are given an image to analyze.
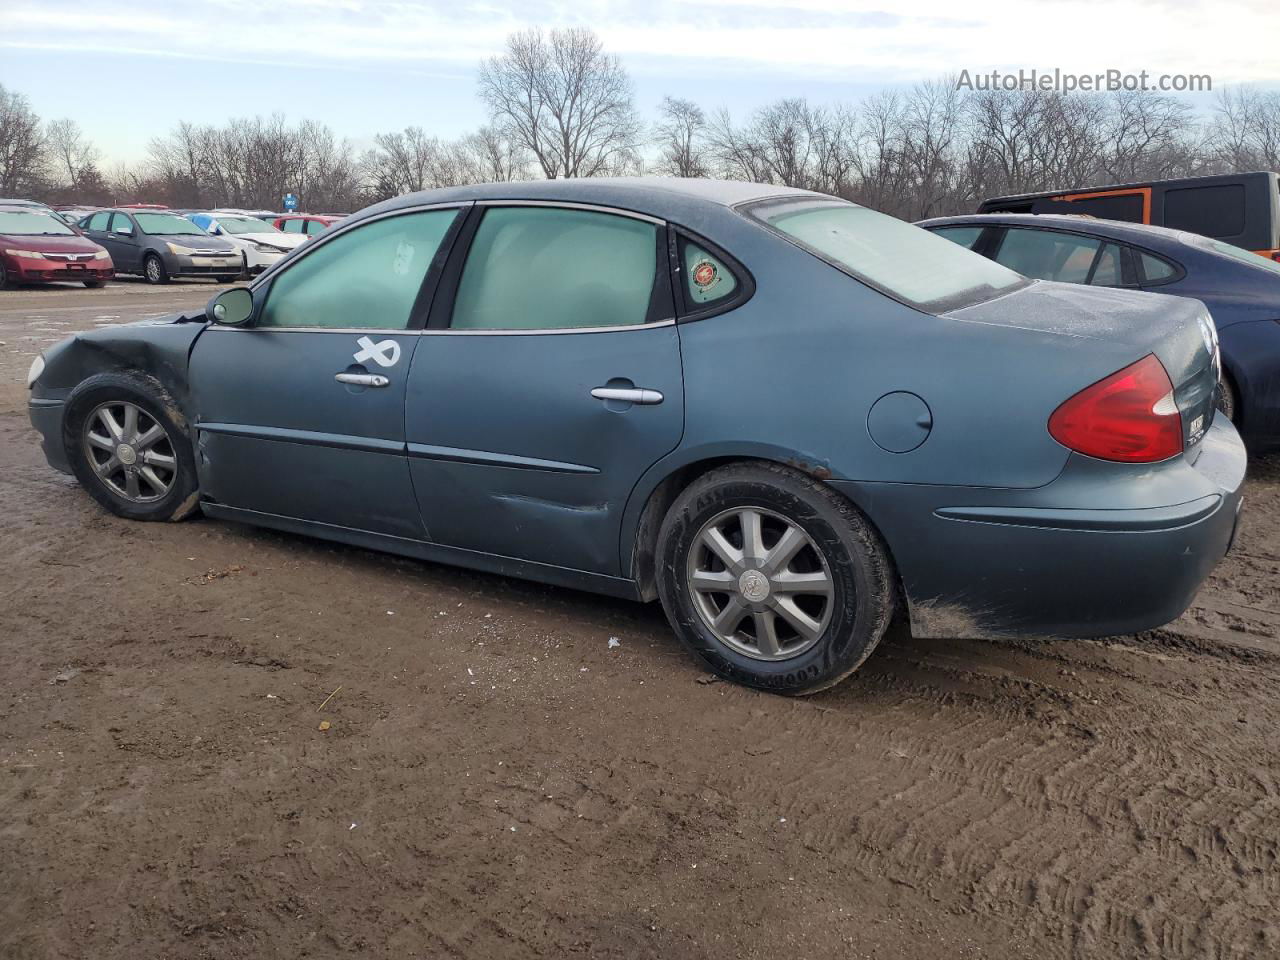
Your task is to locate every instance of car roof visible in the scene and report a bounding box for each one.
[365,177,825,223]
[918,212,1195,246]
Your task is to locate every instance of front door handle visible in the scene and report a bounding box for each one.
[335,372,389,387]
[591,386,663,405]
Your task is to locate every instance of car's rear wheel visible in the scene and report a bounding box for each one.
[143,253,168,285]
[63,372,200,522]
[83,279,105,288]
[656,462,895,695]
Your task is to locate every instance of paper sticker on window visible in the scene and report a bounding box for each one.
[393,241,416,276]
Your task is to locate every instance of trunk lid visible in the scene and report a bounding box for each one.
[946,280,1221,457]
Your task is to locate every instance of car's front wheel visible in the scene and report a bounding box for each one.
[83,279,105,288]
[143,253,168,285]
[656,462,895,695]
[63,372,200,522]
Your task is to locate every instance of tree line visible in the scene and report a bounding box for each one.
[3,28,1279,217]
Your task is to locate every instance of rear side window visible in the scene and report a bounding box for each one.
[280,219,302,233]
[1089,243,1123,286]
[681,239,738,306]
[930,225,984,249]
[1164,184,1245,239]
[994,228,1100,284]
[451,207,660,330]
[306,221,329,236]
[749,199,1024,311]
[259,209,458,330]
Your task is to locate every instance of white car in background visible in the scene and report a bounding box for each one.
[187,211,306,275]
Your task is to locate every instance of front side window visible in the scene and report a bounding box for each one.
[451,207,660,330]
[306,220,330,236]
[134,213,206,236]
[87,211,110,231]
[681,238,738,307]
[930,225,984,250]
[108,213,135,234]
[994,228,1101,284]
[749,199,1024,311]
[258,209,458,330]
[280,219,301,233]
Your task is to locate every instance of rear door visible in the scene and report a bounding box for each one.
[188,206,464,538]
[404,203,684,576]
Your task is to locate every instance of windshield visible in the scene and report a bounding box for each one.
[218,217,278,235]
[748,199,1026,311]
[1197,237,1280,278]
[135,213,207,236]
[0,210,76,236]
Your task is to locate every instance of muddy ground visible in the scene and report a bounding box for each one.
[1,281,1278,960]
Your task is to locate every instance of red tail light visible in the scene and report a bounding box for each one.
[1048,354,1183,463]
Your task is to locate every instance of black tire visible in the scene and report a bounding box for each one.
[143,253,168,285]
[62,371,200,522]
[83,279,105,288]
[656,461,895,695]
[216,275,236,284]
[1217,373,1239,425]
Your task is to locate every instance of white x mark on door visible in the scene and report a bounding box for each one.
[353,335,401,368]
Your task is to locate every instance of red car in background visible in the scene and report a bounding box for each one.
[0,208,113,289]
[273,214,343,238]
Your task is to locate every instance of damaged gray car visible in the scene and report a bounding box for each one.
[27,178,1246,694]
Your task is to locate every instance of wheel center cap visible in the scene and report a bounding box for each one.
[739,569,771,603]
[116,443,137,465]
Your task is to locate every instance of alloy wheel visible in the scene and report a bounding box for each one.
[146,257,162,283]
[82,401,177,503]
[686,507,835,661]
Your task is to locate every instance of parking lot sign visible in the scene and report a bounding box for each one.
[283,193,299,212]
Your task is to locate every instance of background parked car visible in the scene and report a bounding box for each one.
[978,171,1280,262]
[919,212,1280,448]
[187,211,306,275]
[274,214,343,238]
[0,208,113,288]
[78,209,241,284]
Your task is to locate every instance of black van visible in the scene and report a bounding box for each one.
[978,171,1280,261]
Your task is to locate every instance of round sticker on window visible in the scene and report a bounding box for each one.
[692,260,718,289]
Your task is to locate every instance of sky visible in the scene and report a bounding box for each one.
[2,0,1278,166]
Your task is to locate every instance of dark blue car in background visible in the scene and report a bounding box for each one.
[919,212,1280,448]
[27,179,1245,694]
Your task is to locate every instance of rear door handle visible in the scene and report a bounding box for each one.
[591,387,663,405]
[335,373,389,387]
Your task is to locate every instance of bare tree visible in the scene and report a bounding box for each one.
[46,118,99,189]
[652,96,709,177]
[0,84,47,195]
[1205,87,1280,172]
[478,27,639,178]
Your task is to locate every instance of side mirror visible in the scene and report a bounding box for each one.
[206,287,253,326]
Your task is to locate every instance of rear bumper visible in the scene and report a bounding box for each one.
[832,417,1247,639]
[28,398,71,473]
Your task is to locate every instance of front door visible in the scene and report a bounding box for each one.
[100,212,141,272]
[188,206,463,538]
[405,204,684,576]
